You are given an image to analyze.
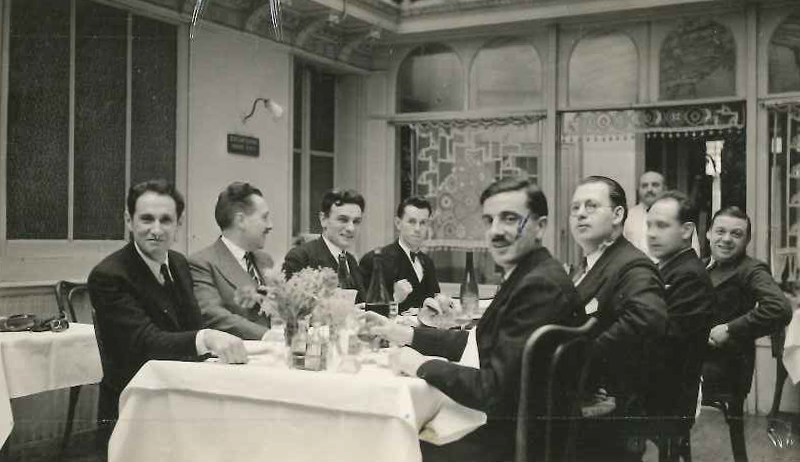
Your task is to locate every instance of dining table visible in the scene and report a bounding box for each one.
[0,322,103,446]
[109,341,487,462]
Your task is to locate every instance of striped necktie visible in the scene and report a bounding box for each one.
[245,252,261,285]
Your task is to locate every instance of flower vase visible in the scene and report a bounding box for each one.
[284,319,298,348]
[334,328,361,374]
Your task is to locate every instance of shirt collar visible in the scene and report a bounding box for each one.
[134,241,170,281]
[397,238,419,261]
[585,237,617,271]
[220,235,248,263]
[321,235,346,260]
[658,246,693,269]
[503,265,518,281]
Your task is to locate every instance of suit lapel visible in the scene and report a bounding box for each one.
[575,238,624,302]
[213,238,255,290]
[392,241,421,285]
[315,238,339,269]
[125,243,181,329]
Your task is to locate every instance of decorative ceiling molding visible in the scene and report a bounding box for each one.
[245,0,272,31]
[295,15,336,47]
[338,27,382,60]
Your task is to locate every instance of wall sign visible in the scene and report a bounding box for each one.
[227,134,260,157]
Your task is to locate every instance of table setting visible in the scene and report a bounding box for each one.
[109,267,487,462]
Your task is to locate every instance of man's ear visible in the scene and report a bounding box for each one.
[124,210,132,231]
[394,216,402,232]
[681,222,694,241]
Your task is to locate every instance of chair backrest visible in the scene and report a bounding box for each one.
[54,280,90,323]
[516,317,598,462]
[90,304,113,379]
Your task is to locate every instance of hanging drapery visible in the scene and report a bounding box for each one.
[765,100,800,281]
[395,114,546,251]
[561,102,745,142]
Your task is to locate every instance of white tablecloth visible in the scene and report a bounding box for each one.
[0,323,103,445]
[110,356,486,462]
[783,308,800,383]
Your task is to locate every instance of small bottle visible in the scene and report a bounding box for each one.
[365,248,392,318]
[291,319,308,369]
[305,322,323,371]
[458,251,480,327]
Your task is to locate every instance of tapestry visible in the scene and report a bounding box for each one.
[406,121,543,251]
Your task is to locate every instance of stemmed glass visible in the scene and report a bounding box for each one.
[452,297,476,330]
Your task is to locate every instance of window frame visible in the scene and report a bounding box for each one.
[0,0,188,283]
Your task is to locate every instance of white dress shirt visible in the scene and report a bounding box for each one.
[220,235,250,273]
[398,238,424,281]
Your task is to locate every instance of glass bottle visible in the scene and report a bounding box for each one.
[291,319,308,369]
[305,321,324,371]
[365,248,394,318]
[458,251,480,327]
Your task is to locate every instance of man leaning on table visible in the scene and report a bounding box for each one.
[88,179,247,453]
[282,188,367,300]
[189,182,275,340]
[368,177,585,462]
[360,195,440,314]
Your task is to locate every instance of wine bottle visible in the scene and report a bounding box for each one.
[458,251,480,326]
[365,248,394,318]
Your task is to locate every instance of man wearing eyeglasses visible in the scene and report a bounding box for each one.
[367,177,584,462]
[568,176,667,462]
[702,207,790,421]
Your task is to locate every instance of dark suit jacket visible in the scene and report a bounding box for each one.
[411,247,584,459]
[189,238,273,340]
[359,240,440,313]
[282,237,366,301]
[703,254,791,395]
[88,242,203,414]
[574,237,667,413]
[648,248,714,422]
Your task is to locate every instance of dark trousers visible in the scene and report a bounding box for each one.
[420,424,515,462]
[96,382,120,460]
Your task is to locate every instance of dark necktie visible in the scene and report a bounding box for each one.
[338,252,350,278]
[410,251,420,263]
[160,263,181,323]
[160,263,174,287]
[572,258,588,285]
[245,252,261,285]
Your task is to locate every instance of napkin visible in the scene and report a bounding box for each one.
[457,328,479,369]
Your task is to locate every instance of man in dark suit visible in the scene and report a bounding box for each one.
[190,182,275,340]
[282,188,366,300]
[360,196,440,313]
[368,177,584,462]
[568,176,667,462]
[644,190,714,433]
[88,179,247,451]
[703,206,791,402]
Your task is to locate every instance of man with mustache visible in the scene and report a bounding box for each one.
[624,171,700,259]
[702,206,790,453]
[359,196,440,314]
[569,176,667,462]
[88,179,247,452]
[189,182,275,340]
[367,177,584,462]
[282,188,367,301]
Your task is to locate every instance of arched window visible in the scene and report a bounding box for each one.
[470,38,543,109]
[769,14,800,94]
[397,44,463,113]
[659,20,736,100]
[568,32,638,106]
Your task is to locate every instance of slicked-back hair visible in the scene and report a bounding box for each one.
[320,188,365,217]
[126,179,185,219]
[711,206,752,242]
[578,176,628,223]
[479,177,548,218]
[652,190,697,225]
[396,195,433,219]
[215,182,264,230]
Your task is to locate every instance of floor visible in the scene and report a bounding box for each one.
[9,410,800,461]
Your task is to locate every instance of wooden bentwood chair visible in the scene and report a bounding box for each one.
[515,317,598,462]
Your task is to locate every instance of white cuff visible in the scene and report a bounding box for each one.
[196,329,210,355]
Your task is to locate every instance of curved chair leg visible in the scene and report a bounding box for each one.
[58,385,82,461]
[724,400,748,462]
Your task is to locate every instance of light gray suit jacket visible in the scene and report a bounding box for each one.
[189,238,274,340]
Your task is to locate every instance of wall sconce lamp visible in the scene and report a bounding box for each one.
[243,98,284,124]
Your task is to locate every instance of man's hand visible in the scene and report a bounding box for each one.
[364,311,413,346]
[204,330,248,364]
[708,323,730,348]
[393,279,413,304]
[233,286,264,309]
[388,346,429,376]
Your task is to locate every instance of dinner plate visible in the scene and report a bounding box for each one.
[243,340,270,355]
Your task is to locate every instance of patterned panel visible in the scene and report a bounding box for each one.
[411,123,542,250]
